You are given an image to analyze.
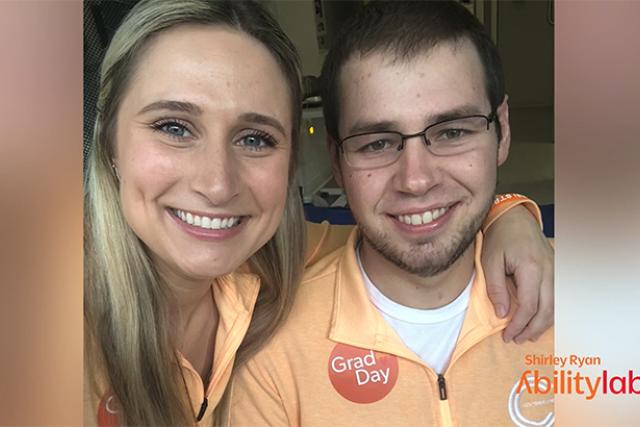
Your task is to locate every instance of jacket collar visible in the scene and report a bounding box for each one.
[329,228,509,366]
[177,270,261,369]
[177,270,261,406]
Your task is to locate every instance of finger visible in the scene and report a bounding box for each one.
[482,253,510,318]
[513,263,554,343]
[502,262,542,343]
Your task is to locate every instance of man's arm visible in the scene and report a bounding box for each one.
[481,194,554,343]
[305,193,554,344]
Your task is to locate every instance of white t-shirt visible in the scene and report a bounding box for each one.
[357,246,473,374]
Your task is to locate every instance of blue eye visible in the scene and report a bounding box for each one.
[243,135,267,148]
[236,131,278,152]
[151,120,193,139]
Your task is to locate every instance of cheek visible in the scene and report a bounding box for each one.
[120,145,179,200]
[117,139,182,234]
[121,131,180,175]
[343,169,388,211]
[457,152,497,192]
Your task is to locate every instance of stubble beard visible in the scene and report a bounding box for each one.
[359,195,494,278]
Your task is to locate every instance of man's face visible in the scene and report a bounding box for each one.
[332,40,510,277]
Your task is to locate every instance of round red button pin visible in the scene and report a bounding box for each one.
[328,343,399,403]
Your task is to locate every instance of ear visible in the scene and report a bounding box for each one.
[327,135,344,188]
[496,95,511,167]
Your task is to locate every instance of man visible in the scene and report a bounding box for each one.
[229,2,554,426]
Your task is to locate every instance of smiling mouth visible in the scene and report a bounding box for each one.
[395,206,450,226]
[171,208,244,230]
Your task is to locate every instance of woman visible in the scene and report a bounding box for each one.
[85,1,306,424]
[84,1,552,425]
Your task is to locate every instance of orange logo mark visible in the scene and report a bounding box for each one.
[97,392,120,427]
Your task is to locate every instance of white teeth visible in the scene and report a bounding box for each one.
[397,206,449,226]
[174,209,240,230]
[432,207,446,220]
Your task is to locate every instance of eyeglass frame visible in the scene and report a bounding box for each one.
[335,111,497,169]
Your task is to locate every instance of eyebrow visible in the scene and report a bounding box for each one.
[429,106,487,124]
[239,112,287,137]
[136,101,286,136]
[137,100,203,116]
[347,120,398,136]
[346,105,488,136]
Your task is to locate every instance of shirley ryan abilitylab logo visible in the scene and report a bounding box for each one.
[517,353,640,400]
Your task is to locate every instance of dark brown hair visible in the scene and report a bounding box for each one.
[321,0,505,141]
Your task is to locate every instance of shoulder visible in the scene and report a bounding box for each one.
[246,246,345,363]
[302,243,343,283]
[305,221,354,267]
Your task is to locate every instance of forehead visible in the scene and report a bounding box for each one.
[122,24,292,127]
[338,40,489,132]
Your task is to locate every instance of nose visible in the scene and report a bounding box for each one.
[190,139,240,205]
[393,136,441,196]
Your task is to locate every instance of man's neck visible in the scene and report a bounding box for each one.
[359,238,476,310]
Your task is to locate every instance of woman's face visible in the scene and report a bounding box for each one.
[114,25,293,283]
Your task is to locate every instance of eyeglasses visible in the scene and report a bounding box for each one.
[337,112,496,169]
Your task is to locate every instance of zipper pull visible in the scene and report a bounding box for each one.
[437,374,448,400]
[196,397,208,422]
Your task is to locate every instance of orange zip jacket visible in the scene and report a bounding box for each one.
[84,271,261,427]
[228,229,554,427]
[85,195,541,426]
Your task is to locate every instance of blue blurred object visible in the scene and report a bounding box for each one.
[304,204,355,225]
[304,203,555,237]
[538,204,554,238]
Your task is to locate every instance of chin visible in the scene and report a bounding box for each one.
[174,256,238,282]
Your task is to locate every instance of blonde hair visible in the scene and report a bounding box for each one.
[84,1,305,425]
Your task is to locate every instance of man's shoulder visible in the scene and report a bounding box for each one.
[289,249,343,324]
[302,241,344,283]
[305,220,355,267]
[250,244,346,360]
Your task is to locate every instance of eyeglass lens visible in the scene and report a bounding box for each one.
[342,115,491,168]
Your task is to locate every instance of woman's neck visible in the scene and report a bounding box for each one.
[154,258,220,383]
[176,287,218,384]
